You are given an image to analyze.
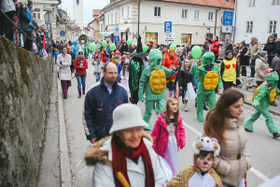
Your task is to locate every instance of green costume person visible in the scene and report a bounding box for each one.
[138,49,178,130]
[190,52,222,122]
[245,68,280,139]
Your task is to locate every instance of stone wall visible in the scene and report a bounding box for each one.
[0,36,52,186]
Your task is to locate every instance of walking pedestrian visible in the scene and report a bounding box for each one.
[245,36,262,77]
[67,46,75,77]
[120,62,131,100]
[74,50,88,98]
[93,55,102,82]
[255,51,269,86]
[203,88,251,187]
[57,46,72,99]
[84,62,128,143]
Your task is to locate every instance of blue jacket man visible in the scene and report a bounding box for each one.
[84,63,128,142]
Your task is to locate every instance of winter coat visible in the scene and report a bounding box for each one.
[74,57,88,76]
[94,60,102,73]
[56,53,72,81]
[263,37,277,57]
[272,54,280,76]
[1,0,15,12]
[238,46,250,66]
[162,55,179,79]
[203,113,251,186]
[85,133,167,187]
[178,68,193,91]
[19,6,30,32]
[83,78,128,140]
[205,37,220,56]
[151,112,186,157]
[245,40,262,60]
[72,41,78,58]
[255,57,269,82]
[101,51,107,63]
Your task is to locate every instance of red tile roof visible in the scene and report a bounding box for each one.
[93,9,101,18]
[161,0,235,9]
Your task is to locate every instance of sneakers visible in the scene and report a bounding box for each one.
[63,96,67,99]
[203,104,209,111]
[78,93,81,98]
[270,101,277,107]
[273,133,280,139]
[184,103,188,112]
[245,128,253,133]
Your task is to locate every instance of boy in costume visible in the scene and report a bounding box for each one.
[190,52,222,122]
[138,49,178,130]
[167,136,222,187]
[245,68,280,138]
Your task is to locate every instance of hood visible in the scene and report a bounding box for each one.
[149,49,163,69]
[225,113,245,130]
[167,49,176,60]
[73,41,78,47]
[157,111,182,128]
[267,34,276,42]
[84,132,153,167]
[202,52,215,66]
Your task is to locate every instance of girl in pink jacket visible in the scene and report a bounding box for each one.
[151,97,186,181]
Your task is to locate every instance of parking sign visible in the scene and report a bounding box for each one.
[164,21,172,33]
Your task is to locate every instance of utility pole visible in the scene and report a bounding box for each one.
[137,0,141,36]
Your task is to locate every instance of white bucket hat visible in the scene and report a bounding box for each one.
[109,104,148,133]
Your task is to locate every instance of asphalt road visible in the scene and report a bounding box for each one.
[62,61,280,187]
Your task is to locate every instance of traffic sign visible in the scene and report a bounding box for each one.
[164,33,175,42]
[115,27,119,32]
[60,31,66,37]
[114,27,120,36]
[114,36,120,42]
[222,11,233,26]
[44,12,55,23]
[164,21,172,33]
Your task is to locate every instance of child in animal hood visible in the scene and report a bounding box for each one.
[167,136,222,187]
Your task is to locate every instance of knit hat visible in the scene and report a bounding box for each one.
[257,51,267,57]
[78,50,83,54]
[109,104,148,133]
[114,51,120,55]
[272,33,278,39]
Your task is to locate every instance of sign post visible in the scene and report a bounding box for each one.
[164,21,172,46]
[114,27,120,42]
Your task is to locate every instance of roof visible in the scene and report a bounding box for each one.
[93,9,101,17]
[103,0,234,10]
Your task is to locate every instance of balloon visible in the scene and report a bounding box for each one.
[143,45,148,53]
[110,43,116,51]
[25,0,28,5]
[102,40,107,47]
[90,43,97,51]
[191,46,202,59]
[127,39,132,46]
[170,44,176,50]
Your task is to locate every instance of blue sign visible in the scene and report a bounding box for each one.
[164,21,172,33]
[114,36,120,42]
[115,27,119,32]
[60,31,65,37]
[222,11,233,26]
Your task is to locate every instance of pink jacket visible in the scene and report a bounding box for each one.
[151,111,186,157]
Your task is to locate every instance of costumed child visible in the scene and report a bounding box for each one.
[110,51,121,66]
[151,97,186,181]
[93,55,102,82]
[120,63,131,101]
[167,136,222,187]
[245,68,280,139]
[179,59,196,112]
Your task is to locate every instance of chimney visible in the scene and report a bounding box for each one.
[93,9,101,18]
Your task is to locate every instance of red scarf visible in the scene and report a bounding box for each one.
[112,135,155,187]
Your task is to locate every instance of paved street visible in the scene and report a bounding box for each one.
[59,61,280,187]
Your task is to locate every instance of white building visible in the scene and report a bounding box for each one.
[73,0,84,27]
[234,0,280,44]
[102,0,235,45]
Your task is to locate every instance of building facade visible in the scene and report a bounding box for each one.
[234,0,280,44]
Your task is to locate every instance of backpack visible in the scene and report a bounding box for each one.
[252,84,276,103]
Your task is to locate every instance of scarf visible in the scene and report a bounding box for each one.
[112,135,155,187]
[203,64,214,71]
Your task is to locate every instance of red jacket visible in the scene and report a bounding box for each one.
[206,37,220,56]
[162,49,179,79]
[151,111,186,157]
[74,57,88,76]
[101,51,107,63]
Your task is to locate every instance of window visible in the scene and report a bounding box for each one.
[127,6,130,17]
[115,12,117,24]
[272,0,280,5]
[208,12,214,21]
[194,10,200,20]
[269,21,277,33]
[122,7,124,18]
[145,32,158,45]
[181,9,188,19]
[181,33,192,46]
[154,6,161,17]
[246,21,253,33]
[33,8,41,20]
[248,0,255,7]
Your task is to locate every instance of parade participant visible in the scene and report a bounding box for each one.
[138,49,178,130]
[255,51,269,86]
[245,68,280,139]
[204,89,251,187]
[151,97,186,181]
[117,56,126,82]
[245,36,262,77]
[57,46,72,99]
[72,40,78,58]
[204,35,220,62]
[179,59,196,112]
[220,50,239,91]
[84,62,128,143]
[120,42,128,56]
[101,47,108,65]
[167,136,222,187]
[110,51,121,66]
[129,35,148,104]
[190,52,222,122]
[85,104,167,187]
[74,50,88,98]
[162,49,179,97]
[125,52,131,63]
[93,55,102,82]
[120,63,131,100]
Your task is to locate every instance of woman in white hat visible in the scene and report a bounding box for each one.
[85,104,167,187]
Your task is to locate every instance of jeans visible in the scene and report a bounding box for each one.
[95,72,101,82]
[250,59,255,77]
[223,178,245,187]
[241,66,247,76]
[61,80,71,97]
[76,74,86,93]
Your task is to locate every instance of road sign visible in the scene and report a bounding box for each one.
[115,27,119,32]
[164,33,175,42]
[164,21,172,33]
[114,36,120,42]
[44,12,55,23]
[60,31,66,37]
[222,11,233,26]
[114,27,120,36]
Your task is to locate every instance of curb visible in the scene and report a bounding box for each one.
[57,78,72,187]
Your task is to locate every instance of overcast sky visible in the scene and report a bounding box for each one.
[59,0,110,26]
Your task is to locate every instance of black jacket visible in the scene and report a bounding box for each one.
[178,68,193,91]
[239,47,250,66]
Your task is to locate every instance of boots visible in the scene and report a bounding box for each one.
[83,89,85,95]
[184,103,188,112]
[273,133,280,139]
[78,92,81,98]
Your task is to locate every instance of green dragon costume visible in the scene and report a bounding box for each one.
[245,68,280,138]
[138,49,178,130]
[190,52,222,122]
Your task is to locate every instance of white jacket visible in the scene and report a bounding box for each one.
[57,53,72,81]
[93,60,102,73]
[90,137,167,187]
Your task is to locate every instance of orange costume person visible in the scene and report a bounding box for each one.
[162,49,179,96]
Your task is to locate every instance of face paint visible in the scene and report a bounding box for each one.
[197,153,214,172]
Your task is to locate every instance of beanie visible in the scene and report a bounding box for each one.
[257,51,267,57]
